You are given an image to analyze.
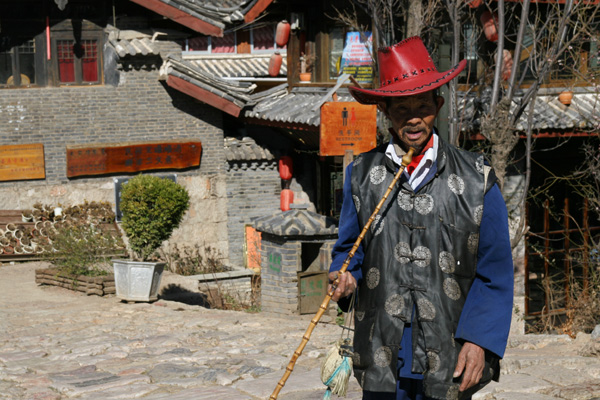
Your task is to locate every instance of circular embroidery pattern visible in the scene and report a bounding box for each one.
[413,246,431,268]
[476,155,484,174]
[443,278,461,301]
[366,267,380,289]
[384,294,405,318]
[369,165,387,185]
[474,205,484,226]
[352,195,361,213]
[371,214,384,236]
[446,384,460,400]
[417,298,436,321]
[414,194,434,215]
[426,350,441,373]
[374,346,392,367]
[397,190,413,211]
[394,242,411,264]
[467,232,479,254]
[447,174,465,195]
[356,311,365,322]
[439,251,456,274]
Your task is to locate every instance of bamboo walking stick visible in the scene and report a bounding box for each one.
[270,147,415,400]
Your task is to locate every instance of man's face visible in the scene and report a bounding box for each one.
[381,91,444,153]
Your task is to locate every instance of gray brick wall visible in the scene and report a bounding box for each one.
[0,49,224,188]
[226,160,280,269]
[260,240,301,315]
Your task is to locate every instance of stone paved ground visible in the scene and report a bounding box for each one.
[1,262,600,400]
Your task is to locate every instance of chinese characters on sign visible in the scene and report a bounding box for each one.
[66,141,202,178]
[319,102,377,156]
[0,143,45,181]
[339,31,373,85]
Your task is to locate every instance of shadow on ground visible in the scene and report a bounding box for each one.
[159,283,212,307]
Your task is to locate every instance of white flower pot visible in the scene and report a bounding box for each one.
[112,259,165,302]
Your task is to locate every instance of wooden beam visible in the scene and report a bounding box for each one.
[130,0,224,36]
[244,0,274,23]
[166,75,242,117]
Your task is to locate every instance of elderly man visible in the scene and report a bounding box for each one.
[328,37,513,400]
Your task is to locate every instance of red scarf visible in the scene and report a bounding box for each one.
[406,134,434,176]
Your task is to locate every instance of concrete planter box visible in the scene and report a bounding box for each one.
[112,259,165,302]
[35,268,115,296]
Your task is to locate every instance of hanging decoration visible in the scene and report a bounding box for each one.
[480,11,499,42]
[501,49,513,81]
[558,91,573,106]
[275,20,291,47]
[280,189,294,211]
[278,156,293,180]
[269,52,283,77]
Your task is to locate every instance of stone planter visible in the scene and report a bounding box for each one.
[35,268,115,296]
[112,259,165,302]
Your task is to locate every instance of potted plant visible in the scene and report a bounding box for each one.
[299,52,316,82]
[113,174,190,302]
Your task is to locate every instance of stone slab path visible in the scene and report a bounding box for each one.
[1,262,599,399]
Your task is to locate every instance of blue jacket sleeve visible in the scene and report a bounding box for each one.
[455,184,514,358]
[329,162,364,285]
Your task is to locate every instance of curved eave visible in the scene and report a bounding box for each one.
[166,75,242,117]
[130,0,224,36]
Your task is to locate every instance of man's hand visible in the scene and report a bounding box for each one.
[453,342,485,392]
[328,271,357,302]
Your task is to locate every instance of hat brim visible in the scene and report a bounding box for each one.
[349,60,467,104]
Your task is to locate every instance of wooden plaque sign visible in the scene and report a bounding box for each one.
[0,143,45,181]
[319,102,377,156]
[67,140,202,178]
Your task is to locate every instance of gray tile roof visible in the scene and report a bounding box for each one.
[106,29,161,57]
[184,53,287,79]
[253,209,338,237]
[244,86,355,127]
[159,56,256,108]
[459,89,600,132]
[141,0,257,30]
[224,136,274,161]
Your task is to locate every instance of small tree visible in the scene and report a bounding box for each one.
[120,175,190,261]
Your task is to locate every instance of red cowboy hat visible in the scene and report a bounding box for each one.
[349,36,466,104]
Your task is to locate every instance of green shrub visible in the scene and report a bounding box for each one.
[120,175,190,261]
[45,224,124,277]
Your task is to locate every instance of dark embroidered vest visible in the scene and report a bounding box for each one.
[350,138,499,400]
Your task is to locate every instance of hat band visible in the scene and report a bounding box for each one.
[381,67,436,87]
[376,63,463,95]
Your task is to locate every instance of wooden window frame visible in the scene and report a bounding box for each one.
[51,28,103,86]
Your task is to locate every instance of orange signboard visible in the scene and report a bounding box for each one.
[319,102,377,156]
[66,140,202,178]
[0,143,45,181]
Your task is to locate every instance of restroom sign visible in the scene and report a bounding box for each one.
[319,102,377,156]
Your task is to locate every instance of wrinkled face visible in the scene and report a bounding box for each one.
[381,91,444,153]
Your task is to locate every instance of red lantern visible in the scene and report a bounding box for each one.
[268,52,283,77]
[468,0,482,8]
[501,49,513,81]
[275,20,291,47]
[480,11,498,42]
[280,189,294,211]
[279,156,293,180]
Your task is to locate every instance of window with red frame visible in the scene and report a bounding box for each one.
[57,39,99,84]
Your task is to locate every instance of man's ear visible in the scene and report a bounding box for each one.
[435,95,445,113]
